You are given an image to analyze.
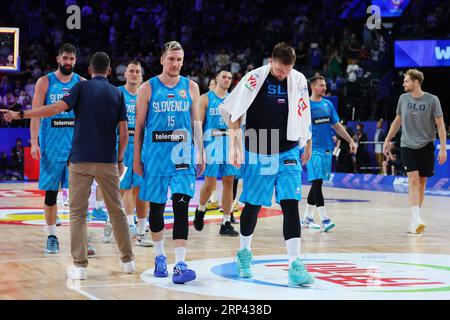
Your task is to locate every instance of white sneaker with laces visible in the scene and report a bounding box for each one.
[136,234,154,247]
[300,217,321,229]
[67,265,87,280]
[409,217,426,234]
[122,260,136,273]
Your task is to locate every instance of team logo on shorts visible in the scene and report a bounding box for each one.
[179,89,187,99]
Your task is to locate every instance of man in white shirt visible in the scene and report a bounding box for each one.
[346,58,359,82]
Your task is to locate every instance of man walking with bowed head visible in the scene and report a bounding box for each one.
[221,42,314,287]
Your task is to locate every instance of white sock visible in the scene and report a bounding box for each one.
[174,247,187,263]
[239,234,253,250]
[127,215,134,225]
[210,190,217,202]
[317,206,328,221]
[411,206,420,220]
[95,201,103,209]
[222,214,231,224]
[286,238,301,267]
[47,224,57,236]
[137,218,147,234]
[154,240,165,257]
[304,204,314,219]
[198,204,206,212]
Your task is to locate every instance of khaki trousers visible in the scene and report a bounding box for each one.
[375,153,384,173]
[69,162,133,267]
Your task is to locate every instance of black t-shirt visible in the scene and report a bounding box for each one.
[62,76,127,163]
[245,73,298,154]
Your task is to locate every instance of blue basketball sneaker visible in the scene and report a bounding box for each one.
[288,258,314,287]
[89,208,108,221]
[154,255,169,277]
[236,248,253,278]
[172,261,196,284]
[322,219,336,232]
[45,235,59,254]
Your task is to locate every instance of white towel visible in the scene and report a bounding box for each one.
[220,63,311,148]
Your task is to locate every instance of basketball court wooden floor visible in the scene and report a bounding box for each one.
[1,181,450,300]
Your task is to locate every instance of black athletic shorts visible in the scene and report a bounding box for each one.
[401,142,435,177]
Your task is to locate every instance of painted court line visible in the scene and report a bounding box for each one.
[2,243,450,264]
[71,287,101,300]
[80,282,153,288]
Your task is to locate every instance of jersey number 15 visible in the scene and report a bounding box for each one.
[168,116,175,127]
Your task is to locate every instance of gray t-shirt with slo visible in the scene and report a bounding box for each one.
[396,92,443,149]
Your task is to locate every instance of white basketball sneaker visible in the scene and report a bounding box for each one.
[122,260,136,274]
[67,265,87,280]
[300,217,321,230]
[409,217,426,234]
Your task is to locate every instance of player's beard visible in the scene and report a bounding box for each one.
[167,67,180,77]
[59,63,73,75]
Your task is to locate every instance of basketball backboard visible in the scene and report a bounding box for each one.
[0,27,20,72]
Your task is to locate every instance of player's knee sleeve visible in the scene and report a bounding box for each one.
[44,190,58,206]
[149,202,165,233]
[312,179,324,207]
[172,193,191,240]
[240,203,261,236]
[307,185,315,205]
[280,199,301,240]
